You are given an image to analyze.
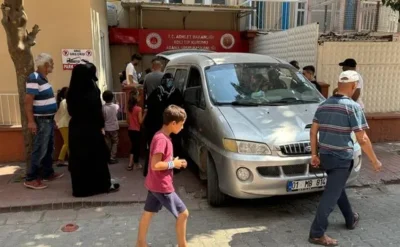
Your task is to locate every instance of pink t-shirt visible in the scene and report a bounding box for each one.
[145,131,174,193]
[128,106,142,131]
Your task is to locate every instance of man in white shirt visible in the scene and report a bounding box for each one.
[125,54,142,86]
[334,58,364,109]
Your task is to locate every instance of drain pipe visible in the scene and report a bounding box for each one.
[248,0,252,30]
[374,1,380,32]
[242,0,256,30]
[252,1,257,29]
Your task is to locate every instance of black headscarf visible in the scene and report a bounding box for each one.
[66,63,103,128]
[84,61,99,82]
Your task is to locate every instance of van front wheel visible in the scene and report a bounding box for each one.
[207,154,226,207]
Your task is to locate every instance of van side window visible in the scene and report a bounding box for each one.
[165,68,175,76]
[173,69,187,91]
[187,67,202,88]
[185,67,205,109]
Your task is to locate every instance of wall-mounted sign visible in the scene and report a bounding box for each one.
[139,30,245,53]
[61,49,94,70]
[108,28,249,54]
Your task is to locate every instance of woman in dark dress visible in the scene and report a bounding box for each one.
[66,63,119,197]
[143,73,184,176]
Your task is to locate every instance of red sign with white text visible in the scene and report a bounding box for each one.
[138,30,247,54]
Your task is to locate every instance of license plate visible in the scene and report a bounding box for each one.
[287,177,327,192]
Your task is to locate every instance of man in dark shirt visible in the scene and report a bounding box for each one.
[308,70,382,246]
[303,65,322,93]
[143,59,164,100]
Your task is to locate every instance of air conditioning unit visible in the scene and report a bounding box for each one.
[107,2,119,27]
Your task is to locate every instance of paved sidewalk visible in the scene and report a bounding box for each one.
[1,185,400,246]
[0,142,399,212]
[0,162,205,212]
[353,142,400,187]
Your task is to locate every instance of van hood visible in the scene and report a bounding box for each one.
[218,104,319,146]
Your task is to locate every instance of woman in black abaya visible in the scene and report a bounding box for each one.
[66,63,119,197]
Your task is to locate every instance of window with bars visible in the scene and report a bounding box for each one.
[297,2,306,26]
[251,2,265,30]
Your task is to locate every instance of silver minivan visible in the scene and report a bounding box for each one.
[159,52,362,206]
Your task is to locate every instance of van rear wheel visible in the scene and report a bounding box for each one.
[207,154,226,207]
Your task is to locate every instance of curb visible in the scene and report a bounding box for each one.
[349,178,400,189]
[0,200,146,214]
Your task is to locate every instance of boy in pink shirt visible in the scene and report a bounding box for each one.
[136,105,188,247]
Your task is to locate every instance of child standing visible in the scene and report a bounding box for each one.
[136,105,189,247]
[127,88,143,171]
[102,90,120,164]
[55,87,70,167]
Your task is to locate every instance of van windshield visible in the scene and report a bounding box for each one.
[204,63,324,106]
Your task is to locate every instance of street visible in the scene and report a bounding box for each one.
[1,183,400,247]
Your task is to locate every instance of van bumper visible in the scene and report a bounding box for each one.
[211,148,362,199]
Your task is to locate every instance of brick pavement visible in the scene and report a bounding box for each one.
[353,142,400,187]
[0,162,205,213]
[1,184,400,246]
[0,142,399,212]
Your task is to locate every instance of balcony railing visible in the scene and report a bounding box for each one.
[0,93,20,126]
[0,92,128,127]
[123,0,242,6]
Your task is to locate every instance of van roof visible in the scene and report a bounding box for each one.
[166,52,287,68]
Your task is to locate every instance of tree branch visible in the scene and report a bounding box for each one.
[1,3,11,27]
[25,24,40,47]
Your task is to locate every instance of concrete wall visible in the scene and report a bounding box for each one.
[0,0,112,93]
[316,42,400,113]
[0,0,93,93]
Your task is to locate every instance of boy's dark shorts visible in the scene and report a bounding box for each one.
[144,191,187,218]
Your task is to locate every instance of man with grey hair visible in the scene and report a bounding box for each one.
[24,53,64,190]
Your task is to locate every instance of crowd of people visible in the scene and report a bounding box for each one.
[22,52,381,246]
[23,52,184,192]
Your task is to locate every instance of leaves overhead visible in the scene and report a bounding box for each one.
[381,0,400,22]
[382,0,400,12]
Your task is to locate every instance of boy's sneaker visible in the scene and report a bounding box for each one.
[24,180,48,190]
[43,172,64,182]
[109,159,118,164]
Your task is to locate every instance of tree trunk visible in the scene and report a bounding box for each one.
[1,0,40,170]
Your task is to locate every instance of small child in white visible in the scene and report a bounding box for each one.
[102,90,120,164]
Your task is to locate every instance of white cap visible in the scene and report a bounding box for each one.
[338,70,359,83]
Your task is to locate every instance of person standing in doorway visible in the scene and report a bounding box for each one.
[55,87,71,167]
[24,53,64,190]
[124,54,142,87]
[308,70,382,246]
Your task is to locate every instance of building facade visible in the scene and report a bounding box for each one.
[0,0,111,162]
